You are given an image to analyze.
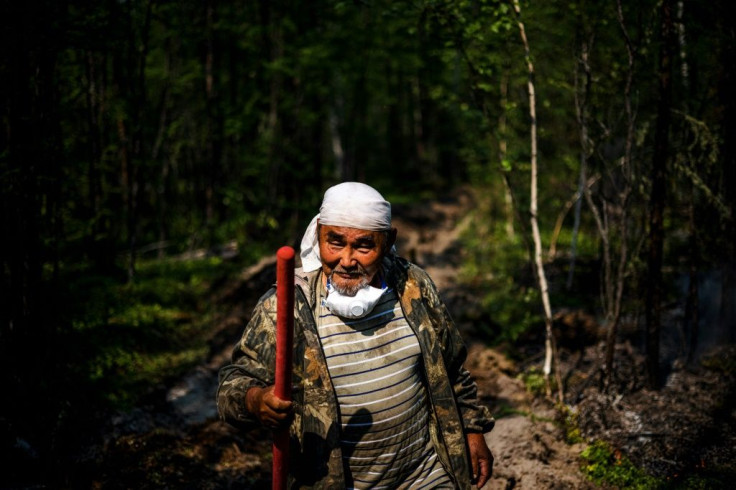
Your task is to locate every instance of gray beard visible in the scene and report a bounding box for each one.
[329,271,369,296]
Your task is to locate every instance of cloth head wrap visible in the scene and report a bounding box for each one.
[300,182,392,272]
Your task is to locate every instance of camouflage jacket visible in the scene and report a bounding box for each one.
[217,255,494,489]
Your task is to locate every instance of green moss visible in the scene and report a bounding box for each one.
[561,408,584,444]
[518,367,548,396]
[581,440,663,489]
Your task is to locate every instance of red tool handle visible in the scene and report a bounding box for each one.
[273,246,295,490]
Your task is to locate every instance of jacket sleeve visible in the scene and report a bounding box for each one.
[420,270,495,434]
[216,289,278,430]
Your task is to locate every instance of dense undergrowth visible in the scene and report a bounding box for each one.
[578,436,731,490]
[61,254,246,410]
[579,440,662,489]
[87,254,246,410]
[458,189,735,490]
[457,187,602,345]
[4,248,260,488]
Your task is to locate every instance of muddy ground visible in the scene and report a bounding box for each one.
[64,188,736,489]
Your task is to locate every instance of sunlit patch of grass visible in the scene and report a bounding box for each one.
[63,255,242,410]
[580,440,663,489]
[108,303,193,328]
[561,408,584,445]
[89,346,209,407]
[518,367,548,396]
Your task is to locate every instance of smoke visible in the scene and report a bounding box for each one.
[671,266,736,363]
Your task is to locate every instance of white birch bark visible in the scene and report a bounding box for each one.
[511,0,561,402]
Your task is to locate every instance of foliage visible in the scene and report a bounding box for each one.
[561,407,584,445]
[553,407,733,489]
[518,367,548,396]
[61,255,240,409]
[459,186,602,343]
[459,187,539,342]
[581,440,663,489]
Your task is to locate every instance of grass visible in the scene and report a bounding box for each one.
[580,440,663,489]
[572,419,728,489]
[518,366,549,396]
[457,187,606,346]
[60,254,244,410]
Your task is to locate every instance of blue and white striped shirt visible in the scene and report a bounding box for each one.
[318,286,453,489]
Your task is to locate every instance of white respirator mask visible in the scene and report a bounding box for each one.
[323,278,387,319]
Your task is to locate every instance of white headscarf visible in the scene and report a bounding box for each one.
[300,182,392,272]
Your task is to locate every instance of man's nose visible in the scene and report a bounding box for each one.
[339,248,357,268]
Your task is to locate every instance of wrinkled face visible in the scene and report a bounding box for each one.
[318,224,395,296]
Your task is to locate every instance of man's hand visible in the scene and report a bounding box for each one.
[467,432,494,488]
[246,385,293,429]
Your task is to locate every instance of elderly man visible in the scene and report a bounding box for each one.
[217,182,494,489]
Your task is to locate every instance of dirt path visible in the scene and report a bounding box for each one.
[392,187,596,490]
[89,186,736,489]
[86,186,598,489]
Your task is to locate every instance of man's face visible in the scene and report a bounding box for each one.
[318,224,395,296]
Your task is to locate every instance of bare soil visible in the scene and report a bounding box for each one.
[78,187,735,489]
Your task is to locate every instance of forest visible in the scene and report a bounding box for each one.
[2,0,735,488]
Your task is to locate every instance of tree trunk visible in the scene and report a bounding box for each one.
[1,1,65,475]
[329,97,346,180]
[676,1,689,91]
[118,0,153,281]
[153,82,171,260]
[645,0,675,389]
[685,191,699,363]
[511,0,562,403]
[715,0,736,343]
[568,37,591,289]
[263,0,284,209]
[85,50,103,266]
[204,0,222,245]
[498,72,515,238]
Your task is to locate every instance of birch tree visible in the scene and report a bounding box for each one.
[511,0,562,402]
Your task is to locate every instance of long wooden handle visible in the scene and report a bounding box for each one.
[273,246,294,490]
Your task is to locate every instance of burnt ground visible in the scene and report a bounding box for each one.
[41,187,736,489]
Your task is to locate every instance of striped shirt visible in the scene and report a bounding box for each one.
[318,285,453,489]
